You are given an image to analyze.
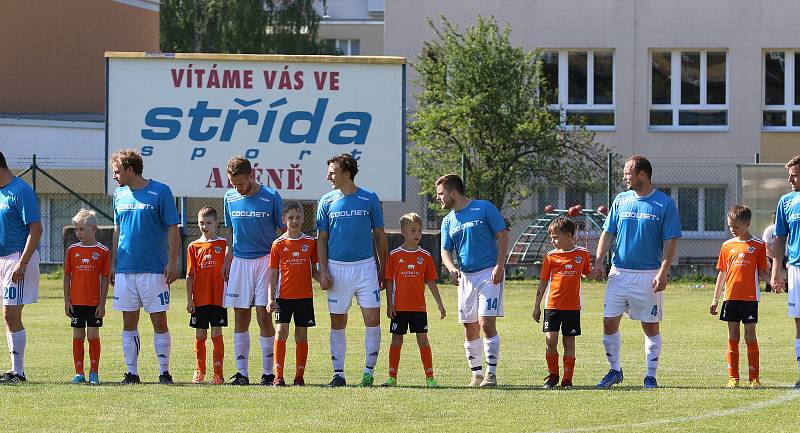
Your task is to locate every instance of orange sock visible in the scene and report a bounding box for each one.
[727,340,739,379]
[275,339,286,379]
[88,338,101,372]
[72,339,85,375]
[211,335,224,377]
[545,352,559,376]
[419,345,434,378]
[295,341,308,379]
[388,344,401,378]
[746,340,759,381]
[563,355,576,382]
[195,337,207,374]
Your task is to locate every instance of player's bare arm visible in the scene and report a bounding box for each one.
[770,236,787,293]
[110,224,120,285]
[710,271,725,315]
[63,271,73,318]
[592,230,615,280]
[223,245,232,281]
[164,224,180,284]
[186,276,195,314]
[374,227,388,290]
[492,229,509,284]
[533,279,547,322]
[427,281,446,319]
[317,230,332,290]
[266,269,278,314]
[385,279,395,319]
[441,249,460,285]
[653,238,678,292]
[11,221,41,284]
[97,275,109,318]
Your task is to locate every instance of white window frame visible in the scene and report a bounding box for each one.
[649,49,729,132]
[544,50,616,132]
[762,49,800,131]
[332,39,360,56]
[659,186,727,238]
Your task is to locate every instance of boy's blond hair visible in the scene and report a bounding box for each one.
[72,209,97,227]
[399,212,423,231]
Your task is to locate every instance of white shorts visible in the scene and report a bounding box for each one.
[225,255,271,309]
[112,273,170,313]
[603,266,662,322]
[327,258,381,314]
[787,265,800,318]
[458,267,504,323]
[0,251,40,306]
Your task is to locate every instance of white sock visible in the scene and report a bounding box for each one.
[330,329,346,378]
[645,333,662,378]
[364,326,381,375]
[260,335,274,375]
[234,331,250,376]
[484,334,500,375]
[122,330,140,375]
[153,332,171,374]
[795,339,800,370]
[464,338,483,376]
[7,329,26,376]
[602,332,622,371]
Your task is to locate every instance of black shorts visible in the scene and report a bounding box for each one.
[275,298,315,327]
[390,311,428,335]
[720,300,758,323]
[542,309,580,336]
[190,305,228,329]
[70,305,102,328]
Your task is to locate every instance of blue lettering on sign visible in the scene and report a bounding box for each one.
[140,98,372,145]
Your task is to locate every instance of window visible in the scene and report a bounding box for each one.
[540,50,615,130]
[763,50,800,129]
[649,50,728,130]
[327,39,360,55]
[657,186,726,234]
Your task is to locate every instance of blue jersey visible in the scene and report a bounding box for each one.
[224,185,284,258]
[775,191,800,266]
[603,189,682,270]
[441,200,506,273]
[316,187,383,262]
[113,179,179,274]
[0,177,40,256]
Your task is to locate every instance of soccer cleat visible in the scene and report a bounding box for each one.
[542,374,559,389]
[272,377,286,387]
[726,377,739,388]
[561,379,573,389]
[229,372,250,386]
[596,369,623,389]
[260,374,275,386]
[426,377,440,388]
[359,373,374,387]
[467,375,484,387]
[381,376,398,387]
[480,373,497,387]
[293,377,305,387]
[71,374,86,384]
[121,372,141,385]
[159,371,174,385]
[327,375,346,387]
[750,378,763,389]
[192,370,205,384]
[88,371,100,385]
[643,375,658,389]
[211,374,225,385]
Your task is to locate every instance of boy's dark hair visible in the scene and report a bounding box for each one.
[727,204,752,224]
[284,201,303,214]
[548,217,576,236]
[627,154,653,179]
[227,155,252,177]
[327,153,359,179]
[111,149,144,175]
[198,206,218,220]
[0,152,7,169]
[435,174,466,195]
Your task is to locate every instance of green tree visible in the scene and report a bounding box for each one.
[160,0,337,54]
[409,16,614,213]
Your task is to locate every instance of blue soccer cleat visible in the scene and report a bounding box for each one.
[643,375,658,389]
[596,369,623,389]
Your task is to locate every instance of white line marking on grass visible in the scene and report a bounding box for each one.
[536,389,800,433]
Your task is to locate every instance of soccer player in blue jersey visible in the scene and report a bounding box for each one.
[316,154,387,387]
[769,154,800,388]
[110,149,180,385]
[223,156,284,386]
[436,174,508,387]
[592,155,681,389]
[0,152,42,383]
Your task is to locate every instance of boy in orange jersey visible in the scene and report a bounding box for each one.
[186,206,230,385]
[64,209,110,385]
[381,213,446,388]
[710,205,771,388]
[533,217,591,389]
[266,201,319,386]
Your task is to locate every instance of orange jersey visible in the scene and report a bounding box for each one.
[716,237,768,301]
[385,247,438,312]
[65,243,110,306]
[269,234,318,299]
[186,237,227,307]
[539,247,591,310]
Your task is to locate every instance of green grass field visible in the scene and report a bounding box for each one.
[3,278,800,432]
